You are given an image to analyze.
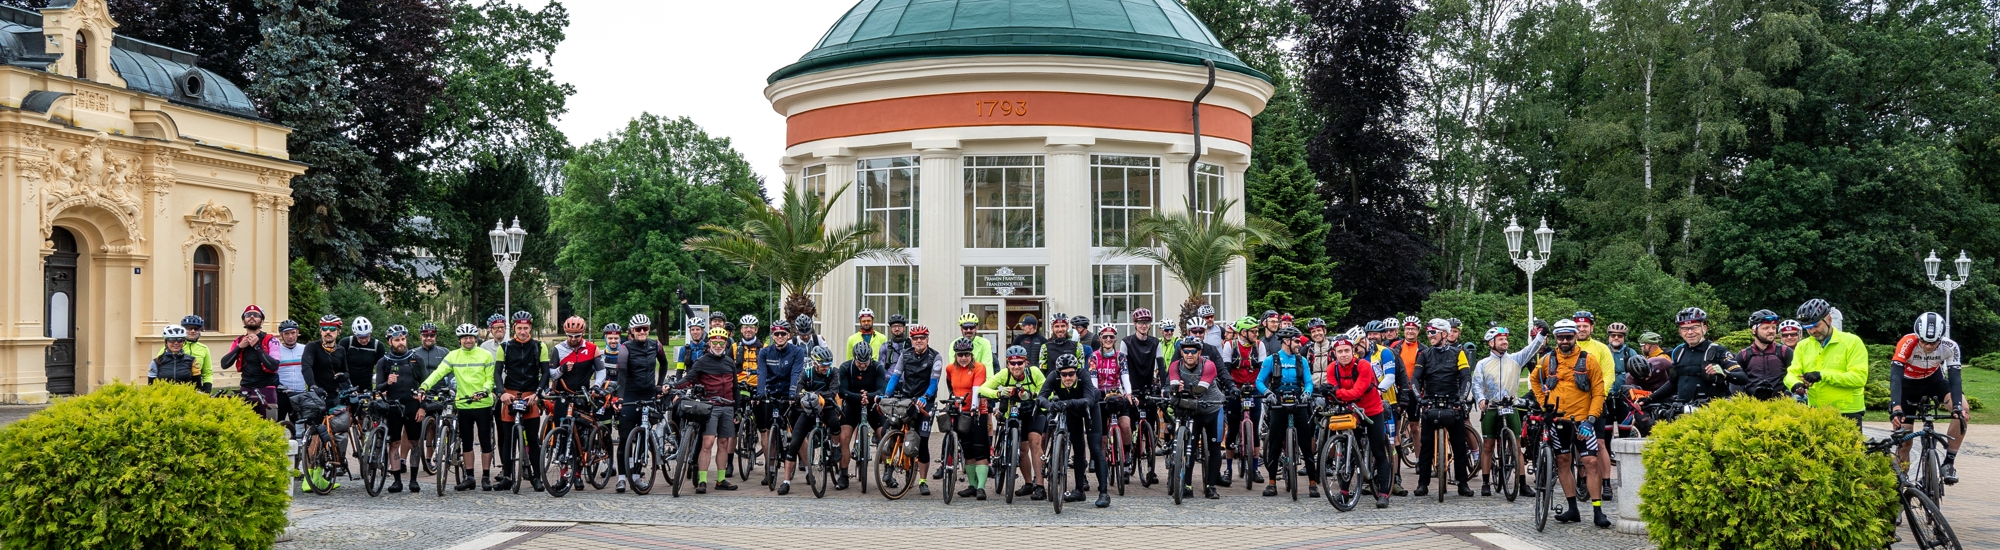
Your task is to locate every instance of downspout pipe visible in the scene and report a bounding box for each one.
[1189,60,1216,198]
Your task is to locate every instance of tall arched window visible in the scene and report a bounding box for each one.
[192,246,219,325]
[73,32,87,80]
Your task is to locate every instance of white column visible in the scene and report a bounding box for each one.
[1044,138,1093,320]
[779,156,803,201]
[1225,160,1250,319]
[1160,152,1193,317]
[819,153,858,358]
[916,144,963,331]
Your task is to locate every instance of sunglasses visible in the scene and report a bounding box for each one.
[1554,335,1577,341]
[1008,360,1026,366]
[319,328,339,332]
[632,327,650,332]
[956,352,972,357]
[1610,332,1627,337]
[912,335,929,339]
[1058,371,1078,377]
[566,333,585,338]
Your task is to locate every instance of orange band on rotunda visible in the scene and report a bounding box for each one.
[786,91,1255,148]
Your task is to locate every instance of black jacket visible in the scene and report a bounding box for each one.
[1011,332,1048,369]
[1122,334,1163,391]
[1652,340,1744,403]
[1041,376,1102,434]
[221,334,281,388]
[615,339,670,398]
[374,349,425,400]
[838,360,887,401]
[496,338,549,392]
[337,336,385,391]
[1413,343,1467,403]
[302,340,343,390]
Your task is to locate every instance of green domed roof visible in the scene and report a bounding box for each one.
[769,0,1268,84]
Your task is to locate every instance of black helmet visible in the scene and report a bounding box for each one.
[510,311,532,323]
[810,345,834,365]
[603,323,622,334]
[1275,327,1303,340]
[794,314,814,333]
[1675,307,1709,325]
[1306,318,1327,329]
[953,338,976,353]
[277,320,301,333]
[851,342,874,362]
[887,313,907,326]
[486,313,506,326]
[1747,309,1780,327]
[1177,337,1204,351]
[180,315,206,328]
[1070,315,1091,327]
[1052,353,1081,371]
[1572,310,1596,322]
[1795,299,1831,324]
[1447,318,1462,328]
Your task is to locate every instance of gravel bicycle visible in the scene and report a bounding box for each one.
[875,397,922,500]
[422,388,488,498]
[936,396,966,505]
[1868,431,1961,549]
[1896,395,1955,504]
[1317,401,1370,511]
[668,388,710,498]
[991,396,1030,505]
[1042,400,1074,514]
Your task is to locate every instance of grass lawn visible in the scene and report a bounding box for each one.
[1862,366,2000,424]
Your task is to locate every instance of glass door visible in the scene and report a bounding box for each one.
[962,299,1006,368]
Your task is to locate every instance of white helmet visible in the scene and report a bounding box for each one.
[454,323,480,337]
[1428,318,1451,332]
[740,314,759,326]
[162,325,188,341]
[1551,319,1579,335]
[629,314,652,329]
[1484,326,1510,342]
[857,307,875,320]
[1913,312,1947,343]
[352,317,374,335]
[1196,304,1216,318]
[1342,326,1365,341]
[1185,317,1209,329]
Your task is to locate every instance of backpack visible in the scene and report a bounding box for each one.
[1264,353,1310,394]
[1540,350,1592,393]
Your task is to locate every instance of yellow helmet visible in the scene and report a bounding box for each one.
[706,327,730,341]
[958,312,980,326]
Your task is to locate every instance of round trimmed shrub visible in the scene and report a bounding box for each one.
[0,382,290,548]
[1641,396,1897,549]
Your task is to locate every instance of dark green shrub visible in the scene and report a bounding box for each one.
[1713,328,1755,350]
[1641,396,1897,549]
[1967,351,2000,372]
[0,383,290,548]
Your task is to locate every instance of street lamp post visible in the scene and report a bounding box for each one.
[1505,217,1555,330]
[698,268,706,305]
[586,278,594,324]
[488,217,528,320]
[1924,249,1972,339]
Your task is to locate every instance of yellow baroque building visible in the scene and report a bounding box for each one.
[0,0,302,403]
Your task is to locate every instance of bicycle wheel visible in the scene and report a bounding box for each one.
[513,423,540,495]
[1399,424,1421,468]
[1169,424,1188,505]
[1902,486,1961,549]
[735,412,756,482]
[856,428,873,495]
[626,428,655,495]
[1497,429,1519,502]
[1047,430,1068,514]
[585,426,612,490]
[434,425,455,498]
[809,428,830,498]
[1286,432,1300,502]
[1920,444,1945,503]
[361,425,388,497]
[1326,433,1357,511]
[1106,424,1127,497]
[941,430,959,505]
[418,416,439,475]
[302,431,335,495]
[672,420,698,498]
[545,425,574,498]
[1238,417,1255,489]
[878,431,913,500]
[1134,420,1156,488]
[763,424,785,490]
[1534,441,1557,532]
[1000,429,1019,505]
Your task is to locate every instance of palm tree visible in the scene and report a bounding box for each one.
[1108,198,1289,323]
[684,180,908,323]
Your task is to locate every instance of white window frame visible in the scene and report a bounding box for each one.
[858,265,919,322]
[1193,162,1225,224]
[1094,264,1162,337]
[802,163,827,200]
[1090,154,1160,247]
[964,155,1045,249]
[857,156,920,247]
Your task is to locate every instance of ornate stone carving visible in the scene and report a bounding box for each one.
[183,199,236,270]
[25,131,145,246]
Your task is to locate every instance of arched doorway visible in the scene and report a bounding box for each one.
[44,227,79,395]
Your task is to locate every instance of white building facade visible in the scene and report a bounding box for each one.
[766,0,1273,359]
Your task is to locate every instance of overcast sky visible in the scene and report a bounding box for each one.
[533,0,858,186]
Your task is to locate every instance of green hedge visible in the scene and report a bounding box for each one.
[0,383,291,548]
[1641,397,1897,549]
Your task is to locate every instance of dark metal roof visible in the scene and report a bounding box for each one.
[0,4,261,120]
[770,0,1268,84]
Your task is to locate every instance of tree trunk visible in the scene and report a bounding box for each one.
[1642,56,1656,257]
[782,292,818,327]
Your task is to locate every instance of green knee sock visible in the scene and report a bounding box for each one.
[972,465,989,487]
[699,471,709,483]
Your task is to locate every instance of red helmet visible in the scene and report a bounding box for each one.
[562,316,587,334]
[909,324,931,337]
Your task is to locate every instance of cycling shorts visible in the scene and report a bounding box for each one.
[1480,408,1522,438]
[1900,374,1955,410]
[1552,421,1601,456]
[704,406,738,438]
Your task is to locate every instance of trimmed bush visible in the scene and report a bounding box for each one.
[0,383,290,548]
[1641,397,1898,549]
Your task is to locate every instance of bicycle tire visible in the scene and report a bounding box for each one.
[302,431,335,495]
[1048,430,1068,514]
[418,416,439,475]
[1534,440,1557,532]
[545,425,574,498]
[1286,431,1300,502]
[1399,423,1421,468]
[857,427,872,495]
[1134,419,1156,488]
[626,428,655,495]
[878,431,912,500]
[1107,424,1127,496]
[809,428,830,498]
[361,425,388,497]
[512,423,536,495]
[1902,485,1961,549]
[1920,443,1945,503]
[434,424,454,498]
[1435,426,1449,503]
[1238,416,1255,489]
[672,420,698,498]
[585,425,611,490]
[1322,433,1353,511]
[941,430,959,505]
[1001,426,1019,505]
[1169,423,1188,505]
[1497,429,1519,502]
[764,423,786,490]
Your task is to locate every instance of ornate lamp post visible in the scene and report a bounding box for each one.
[488,217,527,318]
[1924,249,1972,339]
[1505,217,1554,329]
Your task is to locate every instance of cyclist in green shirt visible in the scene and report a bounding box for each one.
[164,315,216,392]
[980,346,1050,500]
[420,324,501,491]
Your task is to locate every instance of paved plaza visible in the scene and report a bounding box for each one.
[269,422,2000,550]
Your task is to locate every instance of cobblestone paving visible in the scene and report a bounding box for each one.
[273,424,2000,550]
